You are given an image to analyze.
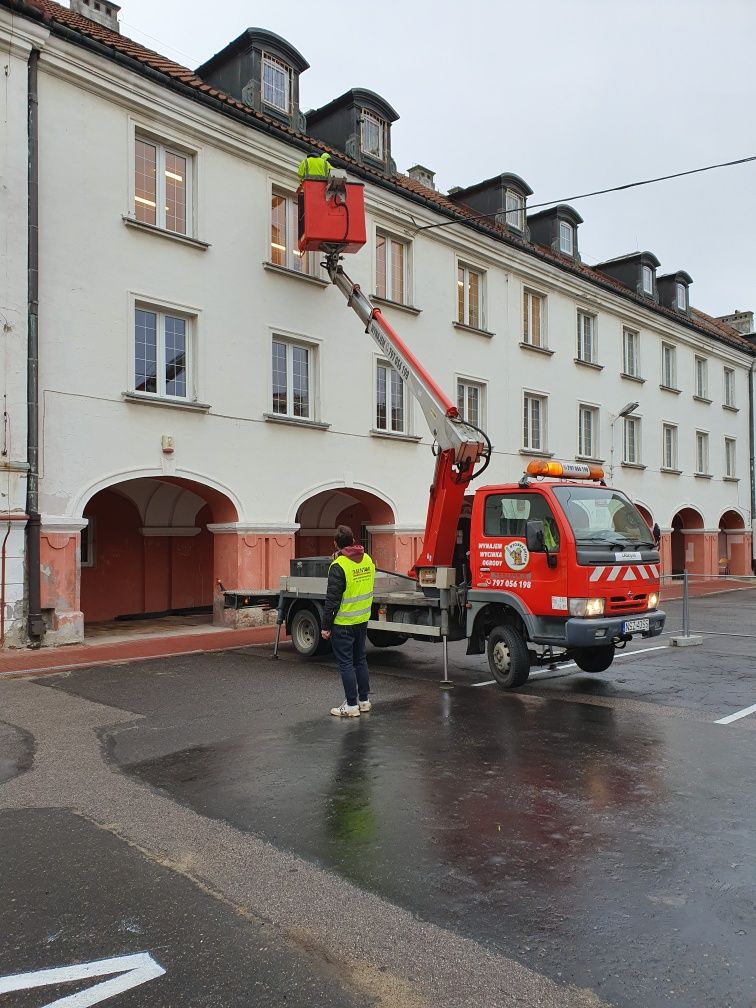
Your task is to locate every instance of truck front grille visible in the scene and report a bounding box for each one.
[607,594,648,614]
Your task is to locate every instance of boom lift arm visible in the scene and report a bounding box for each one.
[324,255,492,576]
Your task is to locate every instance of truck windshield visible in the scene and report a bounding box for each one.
[552,486,654,548]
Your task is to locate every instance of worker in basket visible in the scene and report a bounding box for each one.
[297,150,331,180]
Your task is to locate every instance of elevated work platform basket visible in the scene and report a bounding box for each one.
[297,179,367,254]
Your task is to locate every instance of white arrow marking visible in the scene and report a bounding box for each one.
[0,952,165,1007]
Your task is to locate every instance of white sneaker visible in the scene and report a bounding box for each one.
[330,702,360,717]
[358,700,371,712]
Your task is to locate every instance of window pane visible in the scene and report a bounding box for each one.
[467,386,479,428]
[292,345,309,418]
[164,151,187,234]
[532,399,541,449]
[272,340,287,414]
[361,114,383,158]
[457,382,465,418]
[468,271,479,329]
[263,55,288,111]
[457,266,465,324]
[390,369,404,431]
[271,194,287,267]
[376,364,387,429]
[164,316,187,397]
[559,221,573,254]
[376,235,387,298]
[391,240,404,303]
[532,295,541,345]
[134,140,157,226]
[134,309,157,394]
[523,293,529,341]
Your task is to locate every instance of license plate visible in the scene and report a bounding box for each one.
[622,618,650,634]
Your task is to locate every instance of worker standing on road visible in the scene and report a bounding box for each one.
[321,524,376,718]
[297,150,331,180]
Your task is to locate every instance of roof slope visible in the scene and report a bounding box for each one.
[7,0,753,356]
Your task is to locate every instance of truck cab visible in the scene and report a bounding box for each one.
[466,460,665,686]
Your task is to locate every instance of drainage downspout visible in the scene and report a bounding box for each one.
[26,47,44,645]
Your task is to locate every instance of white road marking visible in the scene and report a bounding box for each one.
[0,952,165,1006]
[471,644,669,687]
[714,702,756,726]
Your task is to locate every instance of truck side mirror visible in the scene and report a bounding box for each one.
[526,520,545,552]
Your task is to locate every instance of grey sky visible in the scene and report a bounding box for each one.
[115,0,756,319]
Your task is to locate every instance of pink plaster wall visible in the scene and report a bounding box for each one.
[40,532,80,612]
[214,532,295,592]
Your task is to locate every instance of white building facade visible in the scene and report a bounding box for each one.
[1,0,753,647]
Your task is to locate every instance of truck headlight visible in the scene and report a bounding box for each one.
[647,592,659,610]
[568,597,605,618]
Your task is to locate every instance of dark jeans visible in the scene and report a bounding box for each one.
[331,623,370,706]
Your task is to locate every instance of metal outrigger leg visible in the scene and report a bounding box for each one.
[439,588,454,689]
[440,635,454,689]
[272,619,283,660]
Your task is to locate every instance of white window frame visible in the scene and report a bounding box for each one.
[725,437,736,478]
[523,391,547,452]
[622,327,639,377]
[676,282,687,310]
[132,300,195,401]
[695,430,710,475]
[261,52,291,113]
[375,230,410,304]
[695,356,708,398]
[662,343,677,389]
[131,127,194,236]
[360,111,385,160]
[576,311,597,363]
[270,187,318,276]
[724,367,736,407]
[623,415,641,464]
[662,423,678,470]
[457,262,485,329]
[523,288,546,348]
[578,404,599,459]
[456,376,486,429]
[375,358,408,434]
[505,189,525,231]
[270,333,319,421]
[641,265,654,295]
[559,220,574,255]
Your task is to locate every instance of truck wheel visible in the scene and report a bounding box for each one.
[366,629,409,648]
[487,625,530,688]
[573,644,615,673]
[290,608,330,657]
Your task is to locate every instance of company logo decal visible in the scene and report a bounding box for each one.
[504,540,529,571]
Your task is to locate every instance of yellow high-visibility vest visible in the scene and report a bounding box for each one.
[331,553,375,625]
[297,154,331,179]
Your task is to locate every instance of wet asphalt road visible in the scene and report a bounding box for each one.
[1,589,754,1007]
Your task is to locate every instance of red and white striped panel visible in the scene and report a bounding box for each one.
[589,564,659,583]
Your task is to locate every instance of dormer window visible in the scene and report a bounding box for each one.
[641,265,654,295]
[676,282,687,310]
[559,221,574,255]
[361,111,385,159]
[262,53,291,112]
[505,190,525,231]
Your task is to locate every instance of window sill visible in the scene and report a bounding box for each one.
[518,341,553,356]
[575,455,605,465]
[123,391,211,412]
[263,261,328,287]
[369,429,422,443]
[694,472,713,479]
[723,476,740,483]
[574,358,604,371]
[453,322,495,338]
[122,216,210,250]
[660,467,682,475]
[0,461,30,472]
[620,461,646,470]
[264,413,330,430]
[519,448,554,458]
[660,384,681,395]
[621,372,645,384]
[723,404,739,413]
[693,395,712,404]
[373,295,422,316]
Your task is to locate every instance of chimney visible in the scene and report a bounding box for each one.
[70,0,121,33]
[716,309,754,336]
[407,164,435,191]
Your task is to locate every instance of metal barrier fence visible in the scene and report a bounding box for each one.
[659,571,756,643]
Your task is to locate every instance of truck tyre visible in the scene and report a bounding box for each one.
[366,629,409,648]
[290,608,330,657]
[573,644,615,673]
[487,625,530,688]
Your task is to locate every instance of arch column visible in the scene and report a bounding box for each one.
[681,528,719,577]
[659,529,672,576]
[366,525,425,574]
[40,516,87,645]
[209,523,298,626]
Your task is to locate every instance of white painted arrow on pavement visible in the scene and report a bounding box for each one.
[0,952,165,1006]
